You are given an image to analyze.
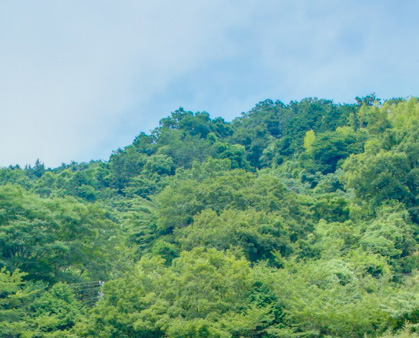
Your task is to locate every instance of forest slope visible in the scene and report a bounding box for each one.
[1,96,419,337]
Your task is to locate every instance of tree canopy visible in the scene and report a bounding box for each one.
[1,96,419,337]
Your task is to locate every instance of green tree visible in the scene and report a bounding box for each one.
[0,185,122,282]
[75,248,277,338]
[303,130,316,153]
[0,268,82,337]
[175,209,293,262]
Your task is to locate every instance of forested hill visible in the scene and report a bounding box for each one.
[1,95,419,337]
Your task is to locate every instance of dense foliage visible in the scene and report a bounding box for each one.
[1,96,419,337]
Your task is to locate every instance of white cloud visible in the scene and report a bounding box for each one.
[0,0,239,167]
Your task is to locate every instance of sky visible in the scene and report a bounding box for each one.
[1,0,419,168]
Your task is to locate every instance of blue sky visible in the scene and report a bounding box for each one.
[1,0,419,168]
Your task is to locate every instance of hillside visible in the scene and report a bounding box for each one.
[1,96,419,337]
